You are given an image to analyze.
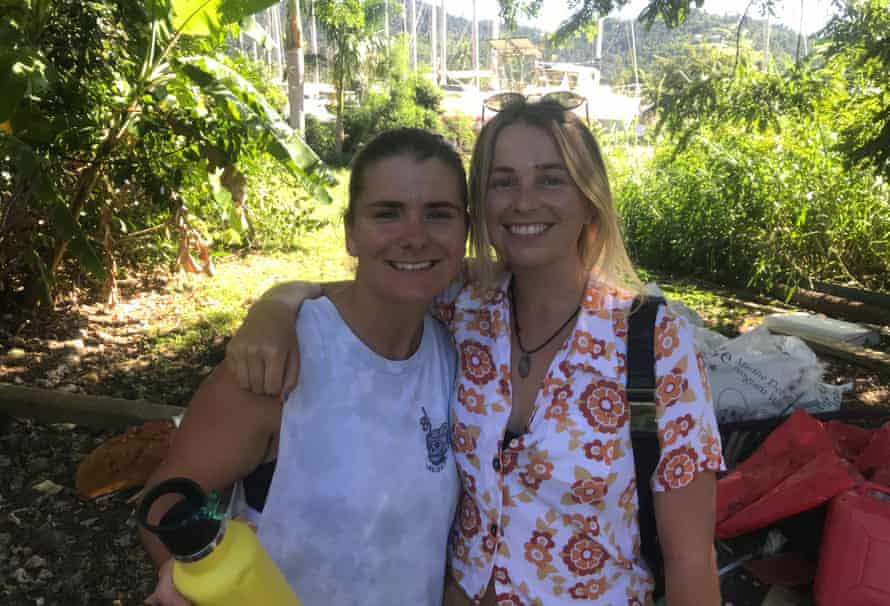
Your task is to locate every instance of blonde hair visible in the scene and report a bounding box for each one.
[468,100,642,293]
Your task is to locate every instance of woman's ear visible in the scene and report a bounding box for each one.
[345,223,357,257]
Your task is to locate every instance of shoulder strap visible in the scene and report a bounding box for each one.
[627,295,667,599]
[626,296,665,403]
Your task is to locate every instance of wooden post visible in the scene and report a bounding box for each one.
[0,383,182,430]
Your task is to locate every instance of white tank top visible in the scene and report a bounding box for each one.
[256,297,459,606]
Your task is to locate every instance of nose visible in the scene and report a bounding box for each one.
[511,178,540,213]
[398,213,430,251]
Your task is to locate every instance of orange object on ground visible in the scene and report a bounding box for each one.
[716,409,860,538]
[75,419,176,499]
[0,120,11,134]
[814,483,890,606]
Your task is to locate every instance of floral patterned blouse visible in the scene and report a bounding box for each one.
[442,273,724,606]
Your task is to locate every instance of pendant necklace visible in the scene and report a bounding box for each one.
[510,281,582,379]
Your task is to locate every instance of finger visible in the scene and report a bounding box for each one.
[247,346,266,394]
[281,350,300,399]
[264,351,286,397]
[225,344,251,391]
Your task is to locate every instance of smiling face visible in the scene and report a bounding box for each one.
[346,153,467,306]
[484,122,593,274]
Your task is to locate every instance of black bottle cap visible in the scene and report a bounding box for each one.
[137,477,222,560]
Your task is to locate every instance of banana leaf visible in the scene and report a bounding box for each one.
[169,0,279,37]
[178,54,332,204]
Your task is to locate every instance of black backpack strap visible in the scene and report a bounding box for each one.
[627,295,666,599]
[626,295,664,404]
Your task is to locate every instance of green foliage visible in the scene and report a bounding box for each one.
[0,0,329,306]
[615,120,890,293]
[821,0,890,181]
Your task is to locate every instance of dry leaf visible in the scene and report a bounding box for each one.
[75,420,176,500]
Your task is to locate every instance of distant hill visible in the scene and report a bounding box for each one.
[407,6,813,87]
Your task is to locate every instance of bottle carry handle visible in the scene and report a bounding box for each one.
[137,477,206,533]
[137,477,223,560]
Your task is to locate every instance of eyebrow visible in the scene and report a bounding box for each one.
[367,200,461,209]
[490,163,568,173]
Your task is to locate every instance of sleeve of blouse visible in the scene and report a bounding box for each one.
[650,306,725,493]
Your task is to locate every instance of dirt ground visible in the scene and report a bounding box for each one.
[1,273,888,605]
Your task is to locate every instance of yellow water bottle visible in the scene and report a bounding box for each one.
[138,477,301,606]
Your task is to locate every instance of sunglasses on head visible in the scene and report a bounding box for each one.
[482,90,589,123]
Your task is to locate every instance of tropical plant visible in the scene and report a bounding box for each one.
[0,0,331,306]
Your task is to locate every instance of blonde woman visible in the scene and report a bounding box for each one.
[228,101,723,606]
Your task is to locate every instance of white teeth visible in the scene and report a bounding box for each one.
[391,261,434,271]
[508,224,548,236]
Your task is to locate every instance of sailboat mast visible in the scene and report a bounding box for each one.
[431,1,438,78]
[472,0,479,89]
[630,20,639,94]
[440,0,447,84]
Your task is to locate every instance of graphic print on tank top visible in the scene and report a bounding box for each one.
[420,407,449,472]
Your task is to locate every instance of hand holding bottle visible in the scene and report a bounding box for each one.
[145,559,191,606]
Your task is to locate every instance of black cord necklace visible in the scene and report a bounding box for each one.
[510,281,582,378]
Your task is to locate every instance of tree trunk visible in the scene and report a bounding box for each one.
[286,0,305,132]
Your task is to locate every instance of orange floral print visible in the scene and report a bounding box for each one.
[524,530,555,568]
[619,479,637,524]
[519,451,555,492]
[497,363,511,399]
[657,446,699,489]
[654,316,680,360]
[543,384,574,423]
[461,340,497,386]
[612,310,628,339]
[656,368,689,407]
[697,351,712,400]
[701,428,723,471]
[493,565,511,585]
[569,476,610,505]
[458,384,486,415]
[451,529,470,564]
[435,301,454,325]
[578,379,629,433]
[561,532,608,576]
[481,532,498,555]
[460,468,477,494]
[468,309,504,338]
[452,422,479,453]
[661,414,696,446]
[583,438,624,464]
[615,351,627,377]
[500,449,519,475]
[568,577,610,600]
[570,331,608,359]
[459,492,482,537]
[496,593,526,606]
[564,513,602,537]
[582,285,605,314]
[626,593,646,606]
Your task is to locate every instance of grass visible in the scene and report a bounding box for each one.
[143,171,354,358]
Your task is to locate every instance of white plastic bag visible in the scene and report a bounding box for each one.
[700,326,848,423]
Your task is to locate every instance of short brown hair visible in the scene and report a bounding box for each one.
[346,128,468,225]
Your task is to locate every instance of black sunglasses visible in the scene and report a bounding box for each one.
[482,90,589,124]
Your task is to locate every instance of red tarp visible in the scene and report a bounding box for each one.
[716,409,890,539]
